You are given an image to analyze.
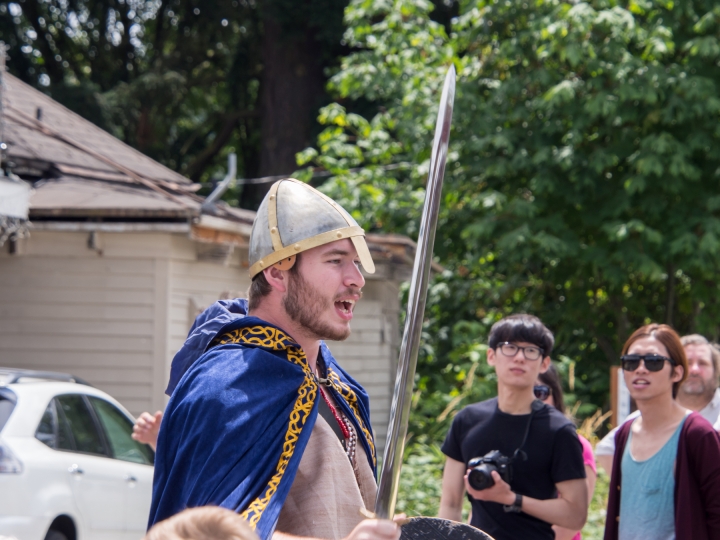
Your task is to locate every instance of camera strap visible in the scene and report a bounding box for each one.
[510,399,543,464]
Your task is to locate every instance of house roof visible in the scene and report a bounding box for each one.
[2,72,253,226]
[1,73,422,273]
[4,72,189,187]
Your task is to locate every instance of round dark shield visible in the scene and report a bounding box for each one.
[400,517,494,540]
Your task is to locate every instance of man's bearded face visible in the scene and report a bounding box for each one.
[282,267,360,342]
[682,343,717,396]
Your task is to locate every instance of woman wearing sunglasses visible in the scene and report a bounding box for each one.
[604,324,720,540]
[535,365,596,540]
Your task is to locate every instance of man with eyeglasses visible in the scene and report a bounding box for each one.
[595,333,720,474]
[438,314,588,540]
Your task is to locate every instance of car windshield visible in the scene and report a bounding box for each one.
[0,389,17,432]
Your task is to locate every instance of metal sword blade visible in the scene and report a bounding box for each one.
[374,64,456,518]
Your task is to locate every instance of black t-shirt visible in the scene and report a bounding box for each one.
[442,398,586,540]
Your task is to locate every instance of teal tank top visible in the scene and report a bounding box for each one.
[618,415,687,540]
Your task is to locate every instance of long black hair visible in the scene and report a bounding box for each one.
[538,362,565,414]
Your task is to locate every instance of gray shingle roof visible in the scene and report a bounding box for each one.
[2,72,254,225]
[4,73,189,185]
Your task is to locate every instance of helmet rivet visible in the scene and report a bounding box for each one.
[294,244,301,251]
[259,260,264,267]
[337,232,342,238]
[270,227,278,234]
[269,195,275,201]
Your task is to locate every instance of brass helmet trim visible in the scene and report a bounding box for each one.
[248,179,376,278]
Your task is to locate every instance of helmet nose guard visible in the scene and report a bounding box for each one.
[248,179,376,279]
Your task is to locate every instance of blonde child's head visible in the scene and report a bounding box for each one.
[144,507,259,540]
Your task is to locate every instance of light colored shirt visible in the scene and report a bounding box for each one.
[618,416,686,540]
[596,388,720,457]
[275,413,376,539]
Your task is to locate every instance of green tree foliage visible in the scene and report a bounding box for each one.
[0,0,348,190]
[1,0,261,179]
[300,0,720,432]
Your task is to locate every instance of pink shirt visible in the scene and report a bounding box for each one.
[572,435,596,540]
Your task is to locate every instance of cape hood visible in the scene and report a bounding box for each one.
[166,298,250,395]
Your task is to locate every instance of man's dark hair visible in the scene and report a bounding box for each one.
[247,254,302,311]
[488,314,554,357]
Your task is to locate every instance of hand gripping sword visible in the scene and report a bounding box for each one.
[372,63,495,540]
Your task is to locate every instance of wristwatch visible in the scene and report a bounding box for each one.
[503,492,523,513]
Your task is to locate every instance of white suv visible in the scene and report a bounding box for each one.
[0,369,154,540]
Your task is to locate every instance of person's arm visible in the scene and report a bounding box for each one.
[552,464,597,539]
[272,518,401,540]
[438,457,467,522]
[464,472,588,531]
[132,410,163,451]
[596,454,612,475]
[594,426,618,475]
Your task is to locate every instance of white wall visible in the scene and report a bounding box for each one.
[0,230,169,415]
[166,235,249,402]
[0,231,401,454]
[166,234,401,455]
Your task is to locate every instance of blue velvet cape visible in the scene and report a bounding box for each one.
[149,299,376,540]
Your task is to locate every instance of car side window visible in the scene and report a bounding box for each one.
[89,397,154,465]
[0,389,16,432]
[35,400,57,449]
[56,400,76,452]
[56,395,107,456]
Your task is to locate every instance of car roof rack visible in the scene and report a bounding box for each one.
[0,368,92,387]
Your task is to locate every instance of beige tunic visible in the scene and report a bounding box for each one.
[275,414,377,539]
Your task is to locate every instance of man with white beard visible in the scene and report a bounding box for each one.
[595,333,720,473]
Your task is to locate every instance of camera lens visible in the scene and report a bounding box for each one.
[468,464,497,491]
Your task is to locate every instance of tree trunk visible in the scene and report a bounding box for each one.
[246,16,325,207]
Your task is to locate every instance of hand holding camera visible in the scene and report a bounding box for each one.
[467,450,513,491]
[463,450,518,508]
[463,470,516,507]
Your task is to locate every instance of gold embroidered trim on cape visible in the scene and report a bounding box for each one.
[213,326,316,529]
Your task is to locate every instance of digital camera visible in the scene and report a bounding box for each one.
[467,450,513,491]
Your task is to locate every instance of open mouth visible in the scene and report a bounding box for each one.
[335,300,355,321]
[335,299,355,316]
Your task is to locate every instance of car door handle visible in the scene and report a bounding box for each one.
[68,464,84,475]
[125,474,137,482]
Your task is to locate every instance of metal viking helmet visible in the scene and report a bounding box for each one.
[248,178,375,278]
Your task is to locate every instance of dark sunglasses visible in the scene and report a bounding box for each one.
[533,384,551,401]
[621,354,676,372]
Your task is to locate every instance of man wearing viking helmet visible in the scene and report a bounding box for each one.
[148,179,401,540]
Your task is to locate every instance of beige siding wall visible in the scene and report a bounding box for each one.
[0,230,170,415]
[165,237,400,455]
[166,235,249,396]
[0,231,401,455]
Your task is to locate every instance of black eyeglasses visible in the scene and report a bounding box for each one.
[496,342,545,361]
[534,384,551,400]
[621,354,676,372]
